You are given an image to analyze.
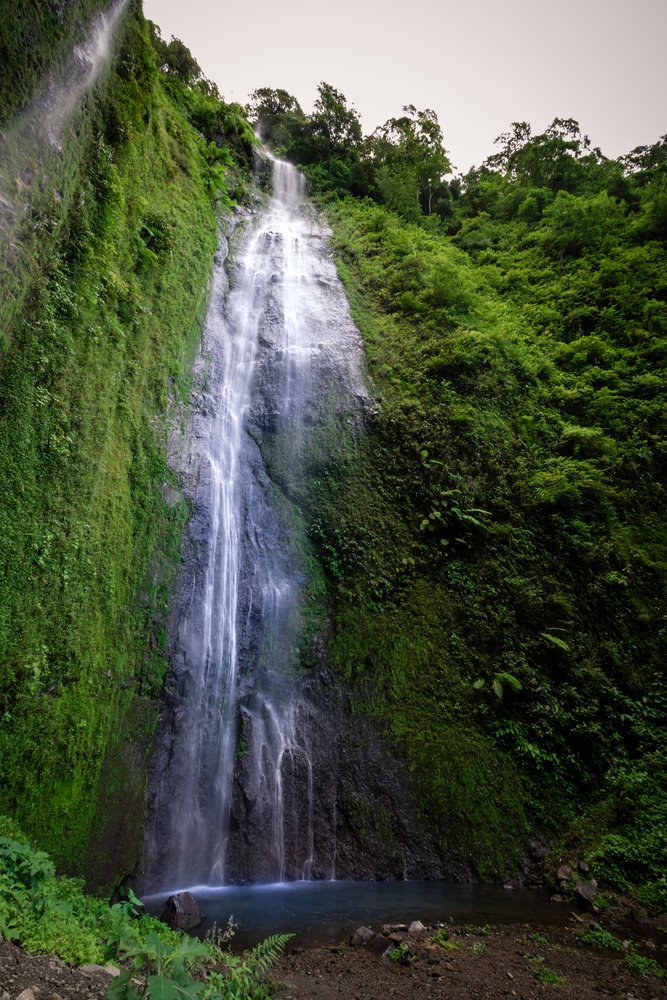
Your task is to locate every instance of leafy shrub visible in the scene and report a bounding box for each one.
[389,943,409,962]
[533,962,564,985]
[430,928,449,946]
[465,924,490,936]
[581,925,621,951]
[625,953,665,978]
[0,824,291,999]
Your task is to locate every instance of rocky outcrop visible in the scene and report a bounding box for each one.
[160,892,202,931]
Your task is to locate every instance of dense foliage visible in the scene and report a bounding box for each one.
[250,91,667,900]
[1,0,665,916]
[0,816,289,997]
[0,4,253,880]
[0,0,110,124]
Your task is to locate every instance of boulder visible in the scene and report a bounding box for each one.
[409,920,426,934]
[556,864,572,881]
[578,860,590,874]
[574,879,599,912]
[350,926,375,947]
[160,891,202,931]
[382,923,407,934]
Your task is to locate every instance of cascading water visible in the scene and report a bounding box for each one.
[145,155,368,890]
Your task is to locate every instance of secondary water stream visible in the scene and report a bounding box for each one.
[145,156,367,891]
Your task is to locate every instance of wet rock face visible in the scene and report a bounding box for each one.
[144,162,510,892]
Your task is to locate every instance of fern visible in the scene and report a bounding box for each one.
[248,933,293,973]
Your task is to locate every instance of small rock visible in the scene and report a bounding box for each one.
[551,894,564,902]
[104,965,121,977]
[445,962,453,971]
[574,879,599,912]
[80,964,106,974]
[569,912,584,924]
[382,923,407,934]
[160,891,202,931]
[408,920,426,934]
[17,990,36,1000]
[578,860,590,874]
[2,992,13,1000]
[503,884,514,889]
[556,864,572,881]
[507,971,514,979]
[350,926,375,947]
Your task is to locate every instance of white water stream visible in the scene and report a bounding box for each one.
[146,157,367,890]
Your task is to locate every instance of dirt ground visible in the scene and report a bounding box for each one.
[271,920,667,1000]
[1,918,666,1000]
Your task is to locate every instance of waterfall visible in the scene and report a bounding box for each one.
[146,156,367,890]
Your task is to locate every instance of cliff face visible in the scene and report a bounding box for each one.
[1,3,665,912]
[0,0,253,891]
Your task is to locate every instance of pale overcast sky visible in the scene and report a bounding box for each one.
[143,0,666,174]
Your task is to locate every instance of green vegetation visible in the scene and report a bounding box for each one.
[0,0,108,122]
[0,4,253,880]
[625,952,665,978]
[389,943,409,962]
[581,925,622,951]
[251,91,667,897]
[0,0,665,927]
[533,962,564,986]
[0,819,290,998]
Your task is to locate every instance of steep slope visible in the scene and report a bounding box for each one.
[311,155,667,902]
[0,2,253,889]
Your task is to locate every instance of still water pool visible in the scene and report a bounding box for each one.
[143,881,567,950]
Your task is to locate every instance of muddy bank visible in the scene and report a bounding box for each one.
[2,915,666,1000]
[272,919,667,1000]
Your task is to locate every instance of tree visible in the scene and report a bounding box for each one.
[370,106,451,218]
[245,87,305,147]
[309,82,363,155]
[147,23,202,86]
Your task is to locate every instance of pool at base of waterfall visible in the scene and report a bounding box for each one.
[142,880,566,949]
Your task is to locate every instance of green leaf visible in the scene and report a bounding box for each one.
[473,678,486,690]
[541,632,570,651]
[495,672,522,692]
[492,679,503,699]
[107,969,141,1000]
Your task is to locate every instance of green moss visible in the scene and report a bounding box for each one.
[0,5,251,880]
[302,185,667,879]
[0,0,110,125]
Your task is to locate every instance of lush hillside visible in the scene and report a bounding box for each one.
[1,4,665,914]
[249,90,667,906]
[0,2,254,887]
